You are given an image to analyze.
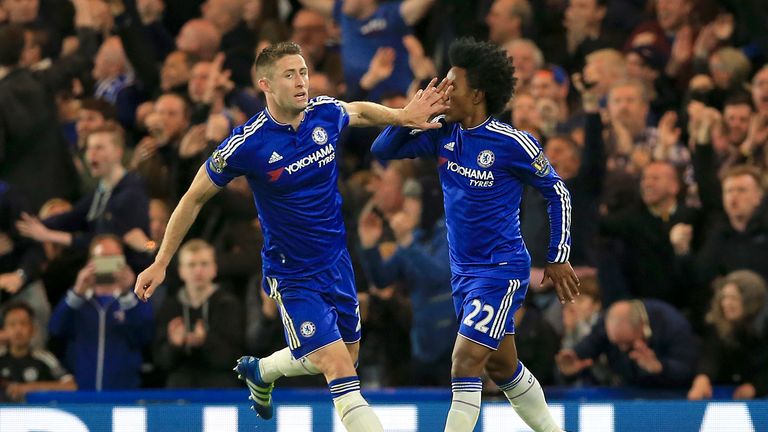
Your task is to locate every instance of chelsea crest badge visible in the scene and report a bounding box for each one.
[477,150,495,168]
[312,127,328,145]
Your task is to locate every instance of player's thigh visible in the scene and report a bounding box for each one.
[329,251,362,346]
[452,276,529,351]
[263,275,343,360]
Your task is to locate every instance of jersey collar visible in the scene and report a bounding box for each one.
[265,107,307,130]
[459,116,492,132]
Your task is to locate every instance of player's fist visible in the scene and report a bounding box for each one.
[134,262,166,302]
[669,223,693,255]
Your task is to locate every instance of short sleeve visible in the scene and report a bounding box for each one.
[205,126,250,187]
[309,96,350,132]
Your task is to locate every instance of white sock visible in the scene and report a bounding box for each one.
[497,362,562,432]
[444,378,482,432]
[330,377,383,432]
[258,347,321,383]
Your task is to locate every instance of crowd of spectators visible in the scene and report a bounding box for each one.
[0,0,767,402]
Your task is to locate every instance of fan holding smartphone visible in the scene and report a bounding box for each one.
[49,235,153,390]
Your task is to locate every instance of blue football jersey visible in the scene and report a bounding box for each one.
[372,117,572,280]
[333,0,413,100]
[205,97,350,277]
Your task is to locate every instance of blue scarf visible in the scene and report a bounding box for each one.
[95,73,134,104]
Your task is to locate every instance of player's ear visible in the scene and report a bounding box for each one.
[472,89,485,106]
[257,77,271,94]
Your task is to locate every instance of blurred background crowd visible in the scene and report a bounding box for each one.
[0,0,767,403]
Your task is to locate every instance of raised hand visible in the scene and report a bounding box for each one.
[402,35,436,81]
[400,77,452,129]
[360,47,396,90]
[657,111,681,149]
[73,263,96,296]
[572,72,599,113]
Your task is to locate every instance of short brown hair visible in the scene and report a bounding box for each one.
[87,121,126,150]
[179,238,215,260]
[254,41,302,78]
[721,164,764,191]
[88,233,123,256]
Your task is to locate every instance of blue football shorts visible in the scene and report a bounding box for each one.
[263,250,361,359]
[452,275,529,350]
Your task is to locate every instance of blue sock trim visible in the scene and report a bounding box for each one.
[495,361,525,392]
[451,377,482,393]
[329,376,361,399]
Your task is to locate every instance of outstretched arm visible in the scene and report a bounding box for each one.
[134,166,220,300]
[400,0,437,26]
[342,77,450,128]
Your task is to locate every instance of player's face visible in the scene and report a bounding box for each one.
[266,54,309,114]
[444,67,475,123]
[4,309,34,349]
[179,248,217,289]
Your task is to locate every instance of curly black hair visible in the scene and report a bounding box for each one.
[449,38,516,115]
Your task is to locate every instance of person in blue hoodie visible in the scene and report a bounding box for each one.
[49,234,153,390]
[357,163,455,386]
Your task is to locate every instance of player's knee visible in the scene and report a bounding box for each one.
[485,355,518,381]
[451,349,487,378]
[310,347,356,380]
